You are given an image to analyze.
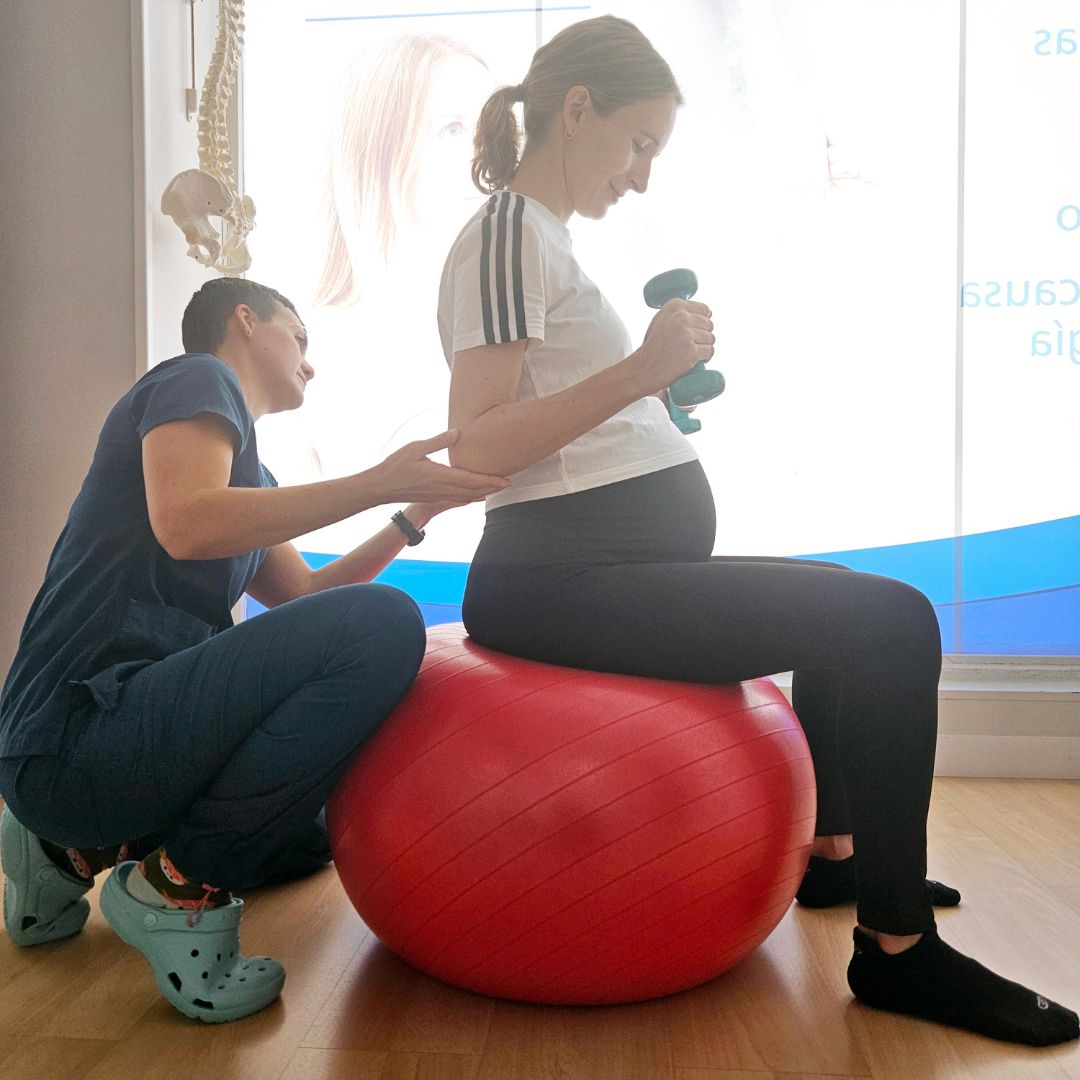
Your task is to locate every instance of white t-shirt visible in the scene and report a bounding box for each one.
[438,190,697,511]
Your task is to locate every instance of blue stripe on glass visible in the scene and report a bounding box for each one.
[799,513,1080,605]
[306,6,590,23]
[938,585,1080,656]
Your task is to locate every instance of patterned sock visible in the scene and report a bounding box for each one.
[40,839,129,881]
[127,847,231,911]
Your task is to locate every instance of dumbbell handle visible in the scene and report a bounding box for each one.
[643,268,725,434]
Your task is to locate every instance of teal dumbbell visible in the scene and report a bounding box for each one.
[643,268,725,435]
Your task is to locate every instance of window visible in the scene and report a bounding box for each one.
[233,0,1079,656]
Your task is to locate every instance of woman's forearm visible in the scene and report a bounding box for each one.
[450,352,651,476]
[308,504,434,589]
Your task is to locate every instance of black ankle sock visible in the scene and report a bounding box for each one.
[848,927,1079,1046]
[796,855,961,909]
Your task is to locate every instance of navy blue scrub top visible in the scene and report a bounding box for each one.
[0,354,276,758]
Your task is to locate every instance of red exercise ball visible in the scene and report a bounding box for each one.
[327,623,816,1005]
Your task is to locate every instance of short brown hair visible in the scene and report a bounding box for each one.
[181,278,298,355]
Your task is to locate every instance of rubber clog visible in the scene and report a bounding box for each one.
[1,805,91,947]
[100,861,285,1023]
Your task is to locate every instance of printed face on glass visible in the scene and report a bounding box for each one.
[410,53,494,232]
[315,37,496,311]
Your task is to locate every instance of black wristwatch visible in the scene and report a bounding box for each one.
[391,510,426,546]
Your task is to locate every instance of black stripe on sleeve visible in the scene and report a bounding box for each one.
[480,195,497,345]
[511,194,527,340]
[494,193,511,342]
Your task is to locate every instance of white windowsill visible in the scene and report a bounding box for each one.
[771,657,1080,697]
[938,655,1080,696]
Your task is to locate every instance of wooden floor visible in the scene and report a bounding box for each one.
[1,778,1079,1080]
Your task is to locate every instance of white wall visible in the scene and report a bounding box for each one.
[0,0,140,673]
[0,0,224,673]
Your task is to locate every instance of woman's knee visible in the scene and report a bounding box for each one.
[862,575,941,658]
[301,583,422,640]
[281,584,425,700]
[332,583,426,680]
[282,587,426,749]
[0,755,103,848]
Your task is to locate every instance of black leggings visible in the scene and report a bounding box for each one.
[463,461,940,935]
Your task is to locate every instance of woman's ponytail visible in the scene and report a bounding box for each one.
[471,84,523,194]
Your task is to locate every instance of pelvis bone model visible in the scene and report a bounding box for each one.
[161,0,254,275]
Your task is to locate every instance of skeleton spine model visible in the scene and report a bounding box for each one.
[161,0,255,276]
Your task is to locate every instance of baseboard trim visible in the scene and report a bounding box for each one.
[936,689,1080,778]
[934,733,1080,779]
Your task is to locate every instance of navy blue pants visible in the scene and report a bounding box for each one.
[0,584,425,891]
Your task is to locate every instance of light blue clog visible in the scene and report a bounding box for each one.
[1,805,91,947]
[100,861,285,1023]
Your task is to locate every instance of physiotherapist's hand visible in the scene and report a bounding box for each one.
[634,299,715,393]
[368,430,510,506]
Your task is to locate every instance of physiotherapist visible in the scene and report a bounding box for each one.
[0,276,508,1023]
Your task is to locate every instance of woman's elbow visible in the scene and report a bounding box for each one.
[446,426,485,472]
[448,437,503,476]
[447,446,482,471]
[151,514,213,561]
